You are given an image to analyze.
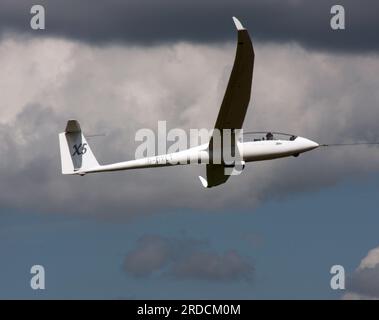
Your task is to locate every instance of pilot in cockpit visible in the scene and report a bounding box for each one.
[266,132,274,140]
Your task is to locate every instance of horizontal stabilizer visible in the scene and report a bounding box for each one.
[65,120,81,133]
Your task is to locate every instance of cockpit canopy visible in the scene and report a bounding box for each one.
[240,132,298,142]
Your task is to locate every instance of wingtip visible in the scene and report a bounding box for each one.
[232,16,245,30]
[199,176,208,188]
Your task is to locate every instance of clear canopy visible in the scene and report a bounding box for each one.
[240,132,298,142]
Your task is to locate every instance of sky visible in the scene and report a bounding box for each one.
[1,0,379,299]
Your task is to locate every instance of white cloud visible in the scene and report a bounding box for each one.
[0,35,379,216]
[344,245,379,300]
[358,247,379,270]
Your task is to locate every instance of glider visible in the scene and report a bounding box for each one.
[59,17,320,188]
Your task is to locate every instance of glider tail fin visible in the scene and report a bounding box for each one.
[59,120,100,175]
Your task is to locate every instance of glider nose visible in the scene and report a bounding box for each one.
[299,137,319,151]
[307,138,319,150]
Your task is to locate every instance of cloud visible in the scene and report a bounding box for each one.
[0,35,379,217]
[123,235,175,277]
[170,250,254,282]
[123,234,254,282]
[343,246,379,299]
[0,0,378,52]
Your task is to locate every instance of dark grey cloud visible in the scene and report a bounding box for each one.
[123,235,174,277]
[1,0,378,52]
[348,266,379,298]
[123,234,254,282]
[170,250,254,282]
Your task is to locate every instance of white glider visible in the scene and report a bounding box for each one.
[59,17,319,188]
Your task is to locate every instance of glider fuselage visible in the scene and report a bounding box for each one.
[75,136,319,175]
